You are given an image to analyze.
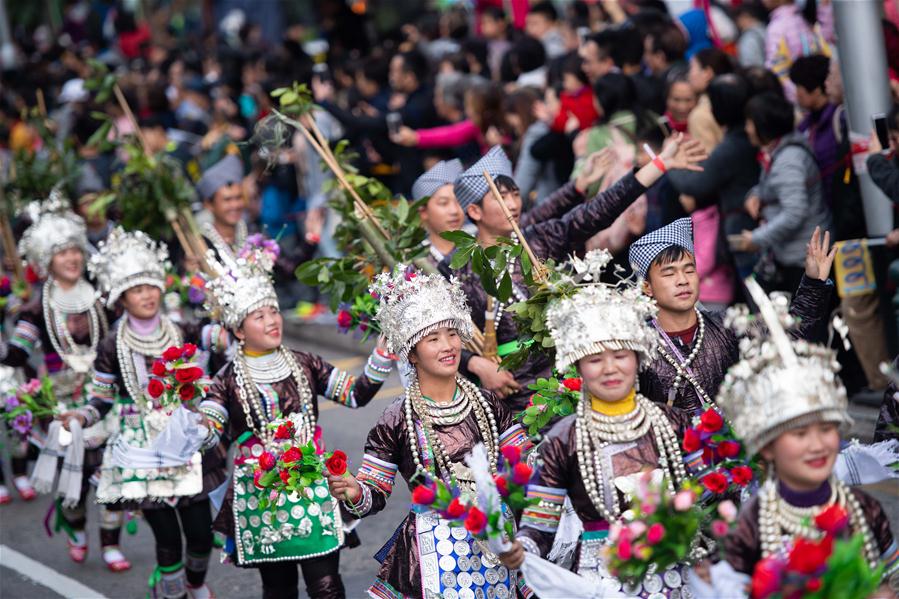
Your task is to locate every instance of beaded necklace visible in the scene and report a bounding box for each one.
[652,307,717,409]
[575,393,686,522]
[43,278,108,374]
[203,220,248,261]
[233,346,315,447]
[404,374,500,488]
[115,315,182,408]
[758,477,879,566]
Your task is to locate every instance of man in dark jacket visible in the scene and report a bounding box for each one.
[443,139,707,412]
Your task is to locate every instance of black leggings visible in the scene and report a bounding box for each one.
[257,552,343,599]
[143,499,213,586]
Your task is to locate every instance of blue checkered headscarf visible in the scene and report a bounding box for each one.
[453,146,513,209]
[628,217,695,277]
[412,159,464,201]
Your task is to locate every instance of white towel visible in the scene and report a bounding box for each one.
[111,406,206,469]
[30,420,84,507]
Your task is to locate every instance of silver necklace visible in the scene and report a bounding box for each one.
[203,220,248,260]
[43,278,107,374]
[115,316,182,408]
[418,389,472,427]
[654,308,717,408]
[244,350,293,384]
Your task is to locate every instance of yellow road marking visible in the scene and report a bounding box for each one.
[330,357,365,369]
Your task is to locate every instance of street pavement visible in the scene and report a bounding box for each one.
[1,322,896,598]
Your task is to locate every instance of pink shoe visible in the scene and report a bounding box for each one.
[0,485,11,505]
[67,539,88,563]
[13,476,36,501]
[102,546,132,572]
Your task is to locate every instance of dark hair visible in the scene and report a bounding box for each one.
[801,0,818,26]
[743,66,784,98]
[467,81,505,133]
[481,6,506,22]
[462,38,490,75]
[708,74,750,129]
[494,174,519,193]
[561,53,589,86]
[647,23,687,64]
[593,72,637,121]
[586,29,618,61]
[504,87,541,133]
[890,103,899,133]
[649,245,694,274]
[789,54,830,94]
[612,25,645,68]
[746,92,796,144]
[734,2,768,23]
[397,49,429,84]
[510,36,546,74]
[359,56,389,88]
[693,48,734,77]
[529,1,558,22]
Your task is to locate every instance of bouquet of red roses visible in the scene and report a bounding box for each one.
[682,407,761,498]
[602,475,706,586]
[146,343,211,409]
[751,505,884,599]
[520,373,581,436]
[252,414,347,509]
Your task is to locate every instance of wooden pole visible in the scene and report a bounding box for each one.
[483,171,548,283]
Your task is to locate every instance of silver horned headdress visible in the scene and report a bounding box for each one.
[88,227,169,307]
[546,249,659,373]
[716,278,852,455]
[371,266,473,363]
[19,187,88,277]
[204,249,278,330]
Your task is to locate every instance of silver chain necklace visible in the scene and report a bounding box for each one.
[653,308,717,408]
[43,278,107,374]
[115,316,182,408]
[244,350,293,384]
[203,220,248,260]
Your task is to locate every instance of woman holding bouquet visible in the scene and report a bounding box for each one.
[199,248,394,599]
[714,282,899,596]
[498,250,700,598]
[324,267,533,599]
[60,228,229,599]
[5,194,129,571]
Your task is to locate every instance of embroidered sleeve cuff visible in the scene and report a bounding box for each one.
[518,536,542,557]
[520,485,566,533]
[325,368,357,408]
[363,350,394,383]
[356,453,397,496]
[78,405,102,428]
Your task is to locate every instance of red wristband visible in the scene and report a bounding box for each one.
[652,156,667,173]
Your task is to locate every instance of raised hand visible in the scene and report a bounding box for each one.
[804,226,837,281]
[660,133,707,171]
[575,148,615,192]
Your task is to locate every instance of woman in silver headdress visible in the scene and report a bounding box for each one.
[199,248,394,599]
[60,228,228,599]
[4,193,129,571]
[324,267,533,599]
[499,250,700,598]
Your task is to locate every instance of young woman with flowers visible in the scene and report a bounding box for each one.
[59,229,230,599]
[714,281,899,597]
[5,195,129,570]
[324,268,532,599]
[198,249,394,599]
[497,250,702,598]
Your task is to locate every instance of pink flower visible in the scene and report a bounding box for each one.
[616,538,632,561]
[673,489,696,511]
[717,500,738,523]
[633,543,653,560]
[269,490,279,503]
[711,519,730,538]
[646,523,666,545]
[511,463,533,485]
[501,445,522,465]
[628,521,647,539]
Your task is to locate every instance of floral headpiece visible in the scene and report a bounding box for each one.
[88,227,169,307]
[204,246,279,331]
[19,187,88,277]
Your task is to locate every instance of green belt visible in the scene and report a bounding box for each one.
[497,340,521,357]
[582,530,609,541]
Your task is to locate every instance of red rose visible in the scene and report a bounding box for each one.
[562,378,582,392]
[274,424,292,440]
[805,578,822,593]
[147,378,165,399]
[162,346,183,361]
[182,343,197,358]
[279,469,291,485]
[152,360,168,377]
[175,366,204,384]
[281,447,303,464]
[445,497,467,519]
[511,462,533,486]
[336,310,353,329]
[501,445,522,465]
[325,450,348,476]
[718,440,741,459]
[788,536,833,575]
[411,484,436,506]
[682,427,702,453]
[25,265,39,284]
[178,384,196,401]
[494,475,509,497]
[259,451,276,471]
[701,471,729,494]
[730,465,753,487]
[698,408,724,433]
[814,504,849,536]
[751,556,785,599]
[464,506,487,535]
[702,447,715,465]
[253,470,264,489]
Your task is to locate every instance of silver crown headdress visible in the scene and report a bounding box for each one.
[546,249,659,373]
[371,266,473,363]
[18,187,88,277]
[88,227,169,307]
[204,249,278,330]
[716,278,852,455]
